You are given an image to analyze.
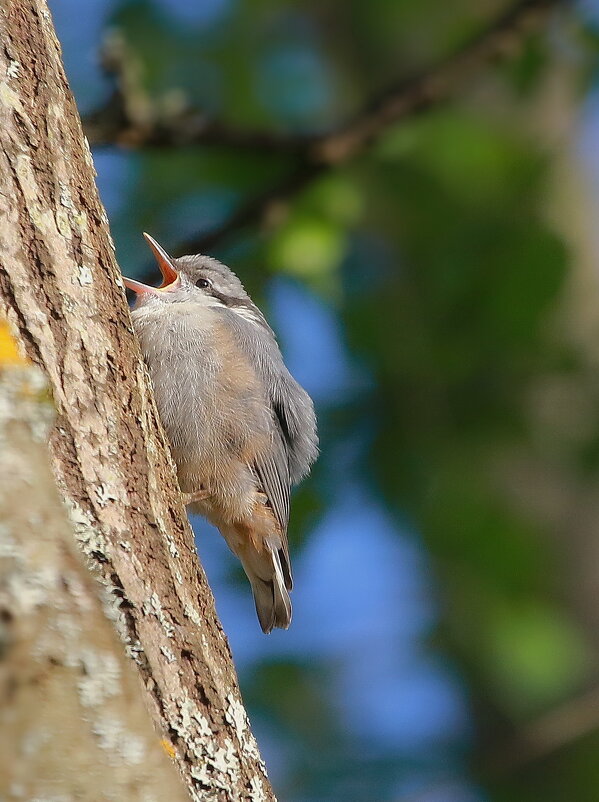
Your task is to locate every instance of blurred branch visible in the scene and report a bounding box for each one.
[175,0,566,255]
[485,684,599,776]
[85,0,562,156]
[84,0,566,255]
[83,30,309,153]
[86,99,309,152]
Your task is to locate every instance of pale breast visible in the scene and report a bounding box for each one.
[132,302,272,489]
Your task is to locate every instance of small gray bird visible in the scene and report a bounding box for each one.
[123,234,318,633]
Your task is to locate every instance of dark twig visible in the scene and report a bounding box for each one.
[378,683,599,793]
[174,0,565,255]
[95,0,565,260]
[86,0,562,159]
[174,161,323,256]
[85,99,311,153]
[484,684,599,777]
[307,0,563,165]
[83,30,310,152]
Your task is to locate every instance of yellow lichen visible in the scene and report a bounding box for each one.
[160,739,176,759]
[0,319,27,366]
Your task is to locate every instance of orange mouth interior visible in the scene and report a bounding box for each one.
[122,234,180,295]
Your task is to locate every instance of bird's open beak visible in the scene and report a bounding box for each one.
[122,233,180,295]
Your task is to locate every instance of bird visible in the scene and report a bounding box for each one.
[123,234,318,633]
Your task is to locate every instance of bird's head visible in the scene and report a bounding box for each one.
[123,234,257,317]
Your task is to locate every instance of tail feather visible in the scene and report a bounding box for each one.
[278,545,293,591]
[241,542,292,633]
[221,520,293,633]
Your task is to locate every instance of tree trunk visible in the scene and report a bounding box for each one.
[0,2,275,800]
[0,327,190,801]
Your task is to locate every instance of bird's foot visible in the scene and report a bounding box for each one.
[182,488,211,505]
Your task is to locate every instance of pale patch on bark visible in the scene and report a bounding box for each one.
[0,357,188,801]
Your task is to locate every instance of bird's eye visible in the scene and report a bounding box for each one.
[195,277,212,289]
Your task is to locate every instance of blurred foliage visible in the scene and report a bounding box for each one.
[52,0,599,799]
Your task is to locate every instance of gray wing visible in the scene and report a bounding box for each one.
[253,434,290,533]
[223,306,318,536]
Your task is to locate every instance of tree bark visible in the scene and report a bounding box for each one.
[0,326,189,801]
[0,2,275,800]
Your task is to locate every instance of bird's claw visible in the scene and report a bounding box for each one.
[182,489,211,505]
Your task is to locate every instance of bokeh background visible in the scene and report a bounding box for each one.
[50,1,599,799]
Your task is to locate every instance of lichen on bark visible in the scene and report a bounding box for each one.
[0,328,189,801]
